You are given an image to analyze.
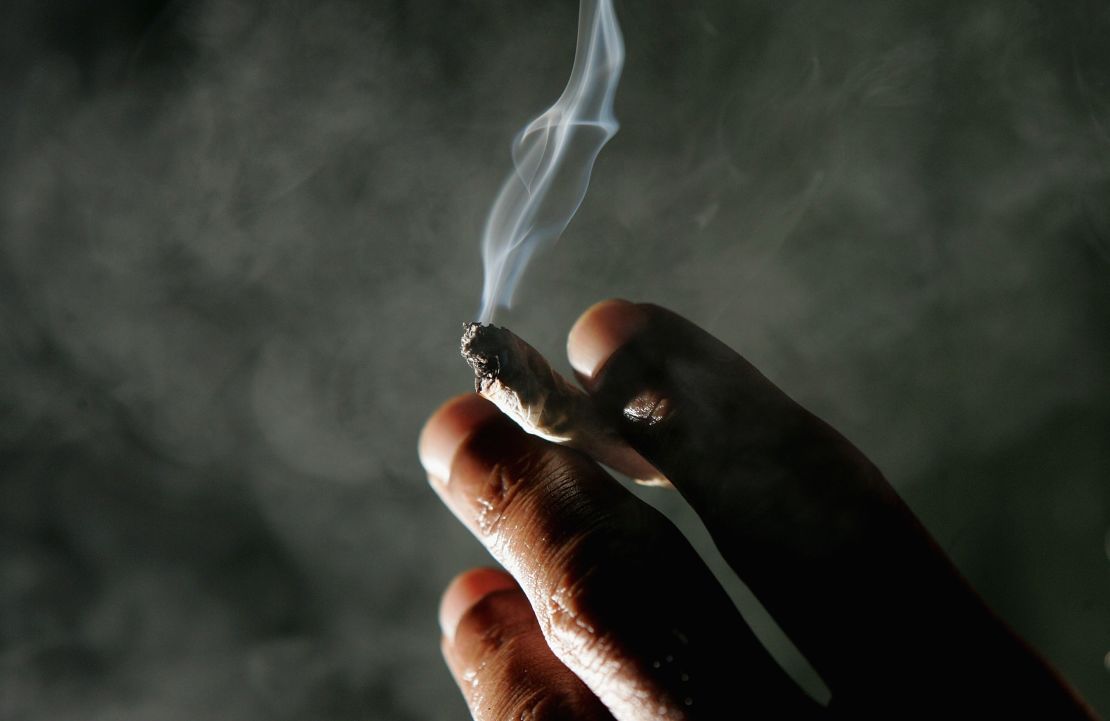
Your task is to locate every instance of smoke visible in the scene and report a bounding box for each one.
[1,1,1108,719]
[478,0,623,323]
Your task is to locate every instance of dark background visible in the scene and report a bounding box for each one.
[2,1,1108,718]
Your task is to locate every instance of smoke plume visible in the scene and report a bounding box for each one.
[478,0,623,322]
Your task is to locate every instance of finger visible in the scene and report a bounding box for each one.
[421,394,825,720]
[439,567,616,721]
[567,300,1088,713]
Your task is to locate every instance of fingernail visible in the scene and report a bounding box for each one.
[439,568,518,642]
[567,299,648,387]
[419,395,500,482]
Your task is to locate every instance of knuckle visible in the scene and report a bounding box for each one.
[540,570,604,660]
[532,539,623,666]
[471,461,527,538]
[621,388,677,429]
[533,503,682,662]
[459,627,587,721]
[468,443,578,541]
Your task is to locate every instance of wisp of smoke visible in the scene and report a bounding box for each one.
[477,0,624,323]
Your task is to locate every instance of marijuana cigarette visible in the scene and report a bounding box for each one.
[461,323,669,487]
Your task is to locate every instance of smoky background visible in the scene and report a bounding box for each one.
[1,0,1108,718]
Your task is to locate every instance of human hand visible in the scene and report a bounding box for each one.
[419,300,1096,720]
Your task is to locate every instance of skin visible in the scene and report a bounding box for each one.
[419,300,1098,720]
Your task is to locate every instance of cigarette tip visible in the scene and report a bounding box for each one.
[460,322,504,382]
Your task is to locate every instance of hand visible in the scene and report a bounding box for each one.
[419,300,1096,720]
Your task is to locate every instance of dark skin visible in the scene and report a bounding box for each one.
[419,300,1098,720]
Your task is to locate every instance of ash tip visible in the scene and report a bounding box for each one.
[460,322,506,383]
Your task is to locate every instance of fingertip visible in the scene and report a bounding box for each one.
[567,299,649,389]
[439,567,519,643]
[419,394,501,482]
[439,634,457,672]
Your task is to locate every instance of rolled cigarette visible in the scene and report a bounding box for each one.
[460,322,669,487]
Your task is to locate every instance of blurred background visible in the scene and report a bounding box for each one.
[2,0,1108,718]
